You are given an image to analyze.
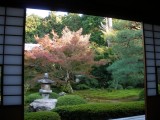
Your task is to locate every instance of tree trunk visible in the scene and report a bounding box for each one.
[64,71,73,93]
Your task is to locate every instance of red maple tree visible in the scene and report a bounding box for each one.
[25,27,106,93]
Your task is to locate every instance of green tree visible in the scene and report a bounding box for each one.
[62,14,105,45]
[41,11,64,37]
[61,13,82,32]
[81,15,104,45]
[90,17,116,88]
[91,44,114,88]
[25,12,64,43]
[25,12,105,46]
[25,14,43,43]
[107,20,144,89]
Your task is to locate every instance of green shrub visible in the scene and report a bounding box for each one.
[75,75,99,88]
[25,111,61,120]
[138,89,145,100]
[74,84,90,90]
[117,84,123,90]
[51,87,61,93]
[53,101,145,120]
[29,83,41,93]
[49,92,59,99]
[60,83,73,93]
[106,88,115,92]
[108,84,123,90]
[56,95,87,107]
[24,105,30,113]
[126,86,134,89]
[25,93,42,104]
[86,78,99,87]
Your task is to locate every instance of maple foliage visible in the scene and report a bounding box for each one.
[25,27,106,72]
[25,27,106,92]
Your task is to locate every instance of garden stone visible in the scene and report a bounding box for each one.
[59,91,66,96]
[29,99,57,112]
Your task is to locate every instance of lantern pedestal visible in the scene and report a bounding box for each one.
[39,89,52,99]
[30,99,57,111]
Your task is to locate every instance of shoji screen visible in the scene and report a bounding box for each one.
[0,7,25,105]
[143,23,160,96]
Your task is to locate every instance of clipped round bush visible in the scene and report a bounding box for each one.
[25,111,61,120]
[56,95,87,107]
[25,93,42,104]
[49,92,59,99]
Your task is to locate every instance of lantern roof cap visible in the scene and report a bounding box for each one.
[38,73,54,83]
[38,78,54,84]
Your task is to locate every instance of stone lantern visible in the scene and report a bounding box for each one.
[29,73,57,111]
[38,73,54,99]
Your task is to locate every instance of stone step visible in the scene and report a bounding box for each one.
[109,115,145,120]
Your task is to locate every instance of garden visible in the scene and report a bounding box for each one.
[24,9,145,120]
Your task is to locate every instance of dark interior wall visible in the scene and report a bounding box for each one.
[0,0,160,25]
[0,1,160,120]
[0,106,23,119]
[146,96,160,120]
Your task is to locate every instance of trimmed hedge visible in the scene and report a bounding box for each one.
[25,93,42,104]
[24,111,61,120]
[56,95,87,107]
[53,101,145,120]
[49,92,59,99]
